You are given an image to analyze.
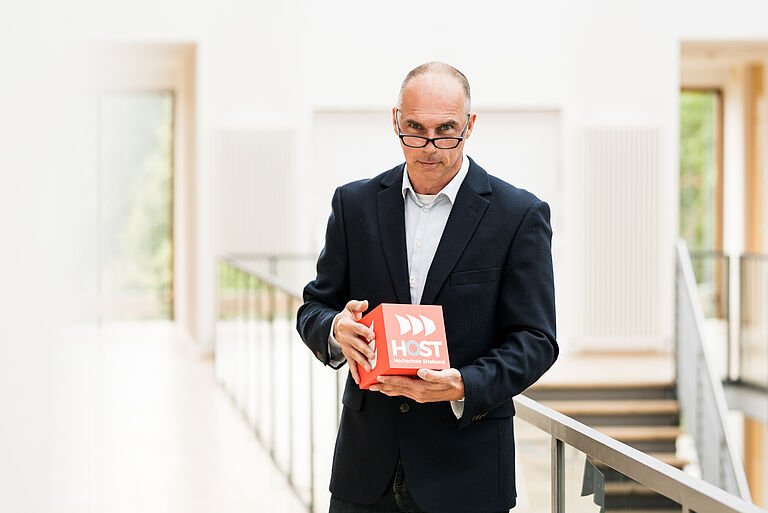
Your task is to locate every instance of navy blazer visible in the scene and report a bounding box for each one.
[297,157,558,513]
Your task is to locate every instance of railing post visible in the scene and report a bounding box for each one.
[287,299,295,488]
[336,373,341,428]
[724,255,732,382]
[308,351,316,513]
[269,255,277,277]
[269,283,277,461]
[738,255,744,384]
[551,436,564,513]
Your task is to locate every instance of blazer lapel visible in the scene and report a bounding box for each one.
[377,168,411,304]
[420,161,491,305]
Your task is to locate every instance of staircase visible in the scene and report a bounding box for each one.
[525,381,688,512]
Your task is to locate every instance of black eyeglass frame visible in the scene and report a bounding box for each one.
[395,109,471,149]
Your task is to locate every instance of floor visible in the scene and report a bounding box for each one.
[0,321,306,513]
[0,318,699,513]
[537,349,676,387]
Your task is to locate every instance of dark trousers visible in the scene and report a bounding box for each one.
[329,459,508,513]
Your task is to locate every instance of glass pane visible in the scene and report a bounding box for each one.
[289,296,313,506]
[273,289,292,474]
[231,255,317,291]
[99,92,174,320]
[741,255,768,387]
[679,91,718,253]
[688,252,730,378]
[564,445,682,513]
[680,91,729,377]
[688,253,728,320]
[513,417,551,512]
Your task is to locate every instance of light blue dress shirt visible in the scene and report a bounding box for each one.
[402,156,469,306]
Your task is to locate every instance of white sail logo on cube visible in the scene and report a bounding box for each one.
[367,320,377,369]
[393,314,436,336]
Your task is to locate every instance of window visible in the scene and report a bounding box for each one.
[97,92,174,320]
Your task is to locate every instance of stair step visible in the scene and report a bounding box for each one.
[601,480,683,509]
[590,452,687,469]
[525,382,676,401]
[605,511,681,513]
[648,452,688,469]
[530,381,675,390]
[604,481,661,495]
[541,399,679,416]
[594,425,681,441]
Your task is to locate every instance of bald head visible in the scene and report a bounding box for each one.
[397,62,471,114]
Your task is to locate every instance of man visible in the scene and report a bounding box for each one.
[297,62,558,513]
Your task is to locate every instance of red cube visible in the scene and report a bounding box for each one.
[356,303,450,390]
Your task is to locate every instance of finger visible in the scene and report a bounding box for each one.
[345,299,369,314]
[343,345,372,373]
[375,377,425,396]
[395,381,452,394]
[417,368,459,383]
[370,386,402,398]
[346,320,376,341]
[370,379,409,394]
[349,359,361,384]
[373,382,430,402]
[339,332,375,360]
[352,352,372,373]
[337,317,375,342]
[378,375,417,386]
[380,374,450,389]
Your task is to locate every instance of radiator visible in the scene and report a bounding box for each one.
[213,127,298,254]
[576,126,667,350]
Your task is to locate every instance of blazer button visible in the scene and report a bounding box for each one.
[399,403,410,413]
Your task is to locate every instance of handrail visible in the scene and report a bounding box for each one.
[514,394,763,513]
[227,252,318,260]
[227,256,305,298]
[215,253,764,513]
[676,239,753,500]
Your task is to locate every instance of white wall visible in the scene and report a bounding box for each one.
[15,0,768,351]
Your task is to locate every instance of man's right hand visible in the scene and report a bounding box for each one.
[334,299,375,385]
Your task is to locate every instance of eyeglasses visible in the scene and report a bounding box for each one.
[395,109,470,149]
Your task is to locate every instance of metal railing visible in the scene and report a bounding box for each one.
[676,240,752,500]
[225,252,317,290]
[516,394,763,513]
[689,250,730,322]
[215,253,764,513]
[689,250,731,380]
[685,249,768,390]
[740,254,768,389]
[215,256,344,512]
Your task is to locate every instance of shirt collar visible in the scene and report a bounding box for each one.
[401,155,470,204]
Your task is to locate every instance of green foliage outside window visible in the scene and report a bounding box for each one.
[679,91,717,252]
[100,93,174,319]
[680,91,724,318]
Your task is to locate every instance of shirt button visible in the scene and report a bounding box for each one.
[400,403,410,413]
[422,207,429,212]
[410,277,417,284]
[415,240,422,248]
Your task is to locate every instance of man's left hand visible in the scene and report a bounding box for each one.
[369,368,465,403]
